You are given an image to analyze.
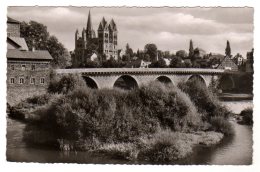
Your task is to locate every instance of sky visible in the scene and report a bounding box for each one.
[8,7,254,57]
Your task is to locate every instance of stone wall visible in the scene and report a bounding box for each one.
[7,60,51,105]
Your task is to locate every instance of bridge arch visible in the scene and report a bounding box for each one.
[187,74,207,86]
[155,76,174,86]
[218,74,235,92]
[113,75,139,90]
[82,76,99,89]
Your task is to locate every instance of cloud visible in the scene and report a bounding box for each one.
[7,7,253,57]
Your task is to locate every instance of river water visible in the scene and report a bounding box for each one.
[6,101,253,165]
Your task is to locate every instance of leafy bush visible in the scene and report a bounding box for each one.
[239,108,253,125]
[139,130,192,162]
[24,81,205,149]
[48,74,87,94]
[178,78,231,120]
[209,116,234,135]
[26,94,51,105]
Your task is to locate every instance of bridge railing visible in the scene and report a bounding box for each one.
[55,68,225,75]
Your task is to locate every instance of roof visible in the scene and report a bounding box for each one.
[109,19,117,31]
[98,17,107,31]
[217,56,238,70]
[7,37,28,51]
[7,17,20,24]
[86,10,93,31]
[7,49,53,60]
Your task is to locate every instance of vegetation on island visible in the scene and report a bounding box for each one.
[9,74,234,163]
[237,108,253,125]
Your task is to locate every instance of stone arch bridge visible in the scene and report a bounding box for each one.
[55,68,226,89]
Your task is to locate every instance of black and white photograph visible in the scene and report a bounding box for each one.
[3,2,256,168]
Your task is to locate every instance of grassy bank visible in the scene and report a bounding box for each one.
[9,74,233,162]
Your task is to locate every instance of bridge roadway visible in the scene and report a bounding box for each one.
[55,68,225,89]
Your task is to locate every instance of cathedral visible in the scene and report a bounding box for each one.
[74,10,118,66]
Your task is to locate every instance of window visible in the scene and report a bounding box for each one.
[11,65,14,70]
[19,77,24,84]
[10,78,15,84]
[21,64,26,71]
[31,65,35,71]
[40,78,45,84]
[30,77,35,84]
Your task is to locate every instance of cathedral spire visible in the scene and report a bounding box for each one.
[86,10,93,31]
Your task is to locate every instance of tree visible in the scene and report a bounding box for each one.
[225,40,231,57]
[184,60,192,68]
[83,59,100,68]
[176,50,188,59]
[149,58,167,68]
[169,56,185,68]
[144,43,157,62]
[20,21,71,69]
[189,39,194,58]
[143,54,151,61]
[46,36,70,68]
[102,57,126,68]
[124,43,134,61]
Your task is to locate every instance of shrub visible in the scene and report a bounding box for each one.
[178,78,231,120]
[239,108,253,125]
[139,130,192,162]
[97,143,138,160]
[8,106,25,120]
[26,94,51,105]
[209,116,234,135]
[48,74,87,94]
[24,81,206,148]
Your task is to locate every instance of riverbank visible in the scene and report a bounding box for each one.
[96,130,223,162]
[218,93,253,101]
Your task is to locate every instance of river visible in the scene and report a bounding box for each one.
[6,100,253,165]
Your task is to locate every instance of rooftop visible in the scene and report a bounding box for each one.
[7,49,53,60]
[7,17,20,24]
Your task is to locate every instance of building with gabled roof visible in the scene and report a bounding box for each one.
[217,56,238,71]
[7,16,53,105]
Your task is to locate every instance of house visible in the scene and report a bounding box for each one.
[125,59,151,68]
[140,60,152,68]
[7,17,53,105]
[90,52,98,61]
[232,53,244,66]
[163,58,171,66]
[217,56,238,71]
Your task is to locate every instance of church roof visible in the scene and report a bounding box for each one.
[109,19,117,31]
[98,17,110,31]
[86,10,93,31]
[7,49,53,60]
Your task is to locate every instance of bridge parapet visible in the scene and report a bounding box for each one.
[56,68,225,75]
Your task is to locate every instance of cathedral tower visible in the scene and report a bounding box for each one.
[98,17,118,60]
